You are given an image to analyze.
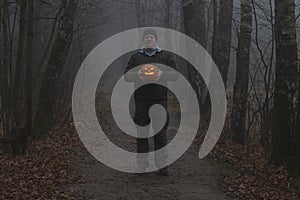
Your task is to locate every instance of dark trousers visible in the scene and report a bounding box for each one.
[134,100,169,169]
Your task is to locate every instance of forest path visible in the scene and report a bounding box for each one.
[71,145,231,199]
[68,91,231,200]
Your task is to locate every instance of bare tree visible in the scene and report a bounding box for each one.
[292,81,300,179]
[24,0,34,150]
[239,0,276,152]
[0,0,10,139]
[212,0,233,87]
[231,0,253,145]
[182,0,208,111]
[270,0,298,165]
[34,0,78,136]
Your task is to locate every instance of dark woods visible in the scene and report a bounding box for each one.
[0,0,78,155]
[0,0,300,194]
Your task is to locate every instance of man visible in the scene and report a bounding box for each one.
[124,28,178,176]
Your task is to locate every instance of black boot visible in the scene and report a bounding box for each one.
[158,167,169,176]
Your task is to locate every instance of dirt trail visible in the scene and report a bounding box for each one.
[67,92,231,199]
[72,149,230,199]
[68,129,231,199]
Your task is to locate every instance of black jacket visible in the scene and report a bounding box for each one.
[125,49,177,100]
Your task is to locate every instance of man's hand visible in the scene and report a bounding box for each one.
[124,71,139,82]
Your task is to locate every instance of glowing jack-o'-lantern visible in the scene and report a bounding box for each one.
[139,64,160,81]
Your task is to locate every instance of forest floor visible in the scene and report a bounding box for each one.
[68,125,230,200]
[0,112,231,199]
[1,92,300,199]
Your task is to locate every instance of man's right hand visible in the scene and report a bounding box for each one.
[124,71,139,82]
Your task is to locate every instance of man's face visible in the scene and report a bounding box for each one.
[143,34,157,48]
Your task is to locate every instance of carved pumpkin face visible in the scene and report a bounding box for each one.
[140,64,159,77]
[139,64,160,81]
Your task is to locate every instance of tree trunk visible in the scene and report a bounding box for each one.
[211,0,218,61]
[291,76,300,182]
[182,0,207,109]
[183,0,206,47]
[0,0,2,31]
[135,0,146,27]
[231,0,253,145]
[204,0,233,117]
[33,0,78,136]
[13,0,26,127]
[9,0,28,155]
[24,0,34,151]
[212,0,233,87]
[270,0,298,165]
[1,0,10,138]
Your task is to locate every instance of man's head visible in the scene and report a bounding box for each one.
[143,28,158,48]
